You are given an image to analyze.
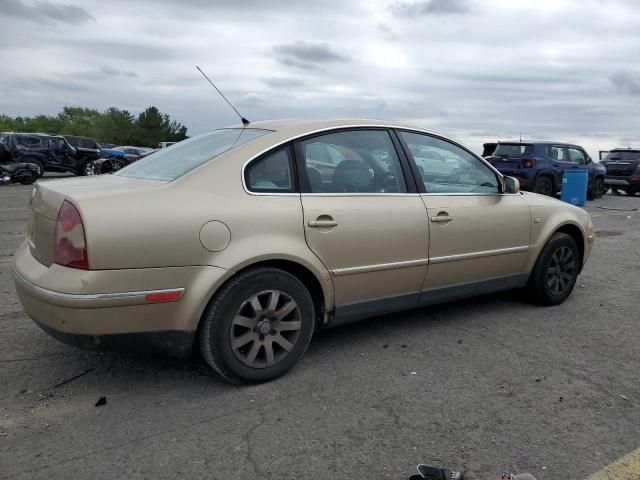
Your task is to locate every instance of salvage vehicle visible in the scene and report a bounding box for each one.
[488,141,607,199]
[0,158,39,185]
[600,148,640,196]
[115,146,154,163]
[12,120,595,384]
[63,136,127,175]
[0,132,98,177]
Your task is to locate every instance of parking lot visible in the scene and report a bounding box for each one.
[1,177,638,479]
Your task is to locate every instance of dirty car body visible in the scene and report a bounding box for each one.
[13,119,595,383]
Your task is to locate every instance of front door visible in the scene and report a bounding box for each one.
[396,130,531,302]
[296,129,429,324]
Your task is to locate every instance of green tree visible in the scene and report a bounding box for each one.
[0,106,189,147]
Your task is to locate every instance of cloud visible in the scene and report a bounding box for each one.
[390,0,469,16]
[274,42,349,70]
[2,0,94,24]
[261,77,307,88]
[610,70,640,95]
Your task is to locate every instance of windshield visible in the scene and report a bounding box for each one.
[493,143,533,158]
[116,128,272,181]
[604,150,640,161]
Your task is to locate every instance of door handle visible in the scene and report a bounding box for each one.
[430,213,452,223]
[308,220,338,228]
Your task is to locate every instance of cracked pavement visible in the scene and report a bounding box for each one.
[1,178,639,479]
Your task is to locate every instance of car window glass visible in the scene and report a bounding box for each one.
[399,131,499,194]
[299,130,406,193]
[117,128,271,181]
[246,147,294,192]
[549,146,568,162]
[568,148,586,165]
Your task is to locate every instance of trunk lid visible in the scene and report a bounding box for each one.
[28,175,164,267]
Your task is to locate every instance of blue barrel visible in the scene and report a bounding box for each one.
[560,169,588,206]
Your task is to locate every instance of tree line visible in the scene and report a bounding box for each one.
[0,106,189,148]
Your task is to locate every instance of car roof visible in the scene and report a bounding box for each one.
[241,118,442,137]
[497,140,584,148]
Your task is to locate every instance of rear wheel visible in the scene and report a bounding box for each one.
[24,158,44,178]
[533,176,554,196]
[199,267,315,384]
[17,170,36,185]
[528,232,580,306]
[588,178,606,200]
[626,187,638,197]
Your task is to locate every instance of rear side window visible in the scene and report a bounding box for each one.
[15,135,44,148]
[547,146,568,161]
[246,147,294,193]
[493,144,532,158]
[117,128,271,181]
[298,130,406,193]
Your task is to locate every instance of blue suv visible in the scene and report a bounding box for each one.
[486,141,607,199]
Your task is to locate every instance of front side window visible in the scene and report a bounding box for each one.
[399,131,499,194]
[117,128,271,181]
[568,148,586,165]
[246,147,294,192]
[298,130,406,193]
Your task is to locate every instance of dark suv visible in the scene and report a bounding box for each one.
[487,141,607,199]
[0,132,100,177]
[601,148,640,196]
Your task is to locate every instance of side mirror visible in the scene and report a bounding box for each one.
[503,176,520,194]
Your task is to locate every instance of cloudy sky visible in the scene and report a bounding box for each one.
[1,0,640,155]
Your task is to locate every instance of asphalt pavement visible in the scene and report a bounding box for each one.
[1,177,638,480]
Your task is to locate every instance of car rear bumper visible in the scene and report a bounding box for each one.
[12,240,230,356]
[605,175,640,187]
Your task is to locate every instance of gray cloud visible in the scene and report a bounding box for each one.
[274,42,349,70]
[610,70,640,95]
[2,0,94,24]
[261,77,307,88]
[390,0,469,16]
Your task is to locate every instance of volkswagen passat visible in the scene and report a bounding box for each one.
[13,120,595,383]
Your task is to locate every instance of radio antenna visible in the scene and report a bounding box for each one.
[196,65,250,127]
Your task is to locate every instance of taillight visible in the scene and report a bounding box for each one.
[522,159,536,168]
[54,200,88,269]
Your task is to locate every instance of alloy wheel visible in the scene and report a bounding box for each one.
[546,246,576,295]
[230,290,302,369]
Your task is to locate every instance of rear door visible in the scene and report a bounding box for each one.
[295,129,429,323]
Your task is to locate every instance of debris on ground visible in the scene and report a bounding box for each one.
[95,396,107,407]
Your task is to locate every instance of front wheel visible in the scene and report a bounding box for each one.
[199,267,315,384]
[533,176,554,196]
[528,232,580,306]
[17,170,37,185]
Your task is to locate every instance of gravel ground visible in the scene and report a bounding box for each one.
[1,177,638,480]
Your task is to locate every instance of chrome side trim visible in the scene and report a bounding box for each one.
[241,123,500,196]
[331,258,429,277]
[429,246,529,265]
[13,266,185,302]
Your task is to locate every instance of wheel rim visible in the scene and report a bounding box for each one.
[536,178,552,195]
[230,290,302,369]
[546,246,576,295]
[85,162,95,175]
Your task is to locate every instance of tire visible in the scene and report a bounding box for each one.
[18,171,36,185]
[533,176,554,196]
[528,232,580,306]
[199,267,315,384]
[626,188,638,197]
[23,158,45,178]
[588,177,605,200]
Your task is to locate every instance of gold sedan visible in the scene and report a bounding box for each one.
[12,119,595,383]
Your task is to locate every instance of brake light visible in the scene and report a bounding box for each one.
[522,159,536,168]
[54,200,88,269]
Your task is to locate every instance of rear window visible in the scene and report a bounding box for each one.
[493,143,532,158]
[116,128,272,181]
[604,150,640,161]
